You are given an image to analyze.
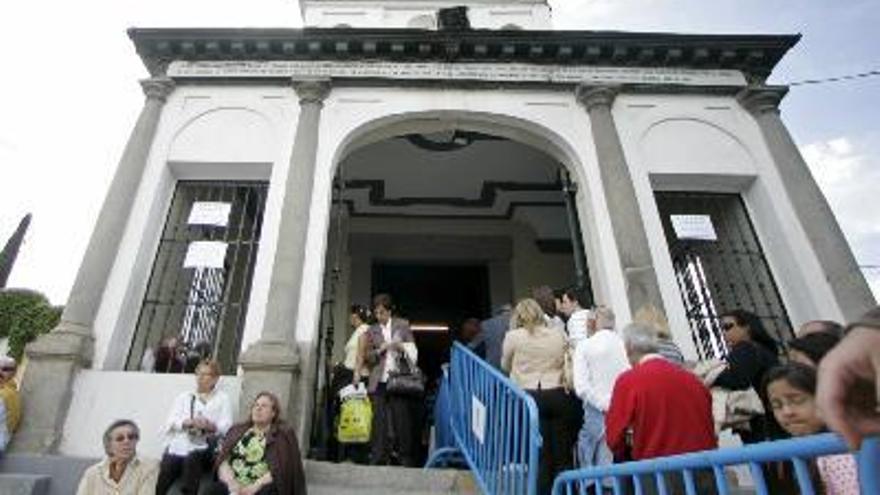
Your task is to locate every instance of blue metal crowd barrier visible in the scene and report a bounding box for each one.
[425,343,543,495]
[552,433,880,495]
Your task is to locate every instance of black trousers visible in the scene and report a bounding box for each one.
[156,449,214,495]
[528,387,580,495]
[370,383,418,467]
[202,480,279,495]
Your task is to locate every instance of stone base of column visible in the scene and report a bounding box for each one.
[10,321,94,454]
[238,339,301,428]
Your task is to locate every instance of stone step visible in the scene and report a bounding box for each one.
[308,485,473,495]
[0,454,478,495]
[0,473,51,495]
[305,460,478,493]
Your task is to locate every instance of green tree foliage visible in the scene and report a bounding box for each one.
[0,288,62,360]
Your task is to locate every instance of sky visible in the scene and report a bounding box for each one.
[0,0,878,306]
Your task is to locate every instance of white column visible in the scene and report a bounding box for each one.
[238,79,331,437]
[739,86,876,320]
[12,78,175,453]
[576,85,666,317]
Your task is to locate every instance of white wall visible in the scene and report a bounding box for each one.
[301,0,552,29]
[614,93,843,357]
[60,371,241,459]
[93,85,299,370]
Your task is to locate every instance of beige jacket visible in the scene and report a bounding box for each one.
[501,325,567,390]
[76,457,158,495]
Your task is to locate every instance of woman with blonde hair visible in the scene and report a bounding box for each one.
[502,298,578,495]
[633,305,685,365]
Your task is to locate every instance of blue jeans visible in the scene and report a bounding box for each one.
[577,402,613,473]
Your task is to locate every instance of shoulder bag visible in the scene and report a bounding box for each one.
[386,351,425,397]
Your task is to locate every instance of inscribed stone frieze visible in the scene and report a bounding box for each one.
[167,60,747,86]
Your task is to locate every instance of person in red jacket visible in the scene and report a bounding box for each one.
[606,323,717,494]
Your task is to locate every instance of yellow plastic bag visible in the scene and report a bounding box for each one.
[336,395,372,444]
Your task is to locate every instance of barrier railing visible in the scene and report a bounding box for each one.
[426,342,542,495]
[552,433,880,495]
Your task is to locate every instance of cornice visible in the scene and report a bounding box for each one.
[737,85,788,115]
[128,27,800,83]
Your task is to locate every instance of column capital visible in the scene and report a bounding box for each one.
[140,77,175,102]
[737,85,788,115]
[575,85,620,112]
[292,78,331,105]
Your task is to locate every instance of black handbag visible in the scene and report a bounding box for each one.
[386,352,425,397]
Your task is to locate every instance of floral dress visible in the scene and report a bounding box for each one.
[229,428,271,486]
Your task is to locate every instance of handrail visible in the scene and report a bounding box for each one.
[552,433,880,495]
[426,343,542,495]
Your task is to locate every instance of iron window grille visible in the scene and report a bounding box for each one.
[126,181,268,374]
[655,192,793,360]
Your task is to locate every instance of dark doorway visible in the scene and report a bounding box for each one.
[371,262,490,382]
[372,262,491,324]
[371,262,490,465]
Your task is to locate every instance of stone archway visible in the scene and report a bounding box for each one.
[304,110,597,460]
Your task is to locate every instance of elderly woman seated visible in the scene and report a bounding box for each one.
[204,391,307,495]
[76,419,158,494]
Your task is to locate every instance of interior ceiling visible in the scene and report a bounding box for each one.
[338,132,573,241]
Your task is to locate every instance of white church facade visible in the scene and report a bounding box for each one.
[12,0,875,459]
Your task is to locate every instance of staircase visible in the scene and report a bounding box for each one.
[0,455,478,495]
[307,460,477,495]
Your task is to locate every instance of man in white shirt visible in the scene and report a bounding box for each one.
[572,306,630,475]
[559,287,591,345]
[156,359,233,494]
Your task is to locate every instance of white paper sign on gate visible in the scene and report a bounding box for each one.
[671,214,718,241]
[183,241,228,269]
[188,201,232,227]
[471,396,486,444]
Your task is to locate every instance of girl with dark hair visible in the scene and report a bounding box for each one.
[207,392,307,494]
[764,364,858,495]
[710,309,781,444]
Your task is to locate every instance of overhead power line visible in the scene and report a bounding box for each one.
[787,69,880,87]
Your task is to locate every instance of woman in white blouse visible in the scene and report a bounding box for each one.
[156,359,233,494]
[345,304,371,384]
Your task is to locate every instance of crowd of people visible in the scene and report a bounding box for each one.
[0,285,878,494]
[461,285,879,495]
[322,285,880,494]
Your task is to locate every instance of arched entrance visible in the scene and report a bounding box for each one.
[307,113,596,461]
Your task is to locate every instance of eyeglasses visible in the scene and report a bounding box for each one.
[113,433,139,442]
[720,321,736,331]
[0,367,15,372]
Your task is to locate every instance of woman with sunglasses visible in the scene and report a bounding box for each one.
[76,419,159,495]
[710,309,781,444]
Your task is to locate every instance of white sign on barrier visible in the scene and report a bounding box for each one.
[471,396,486,444]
